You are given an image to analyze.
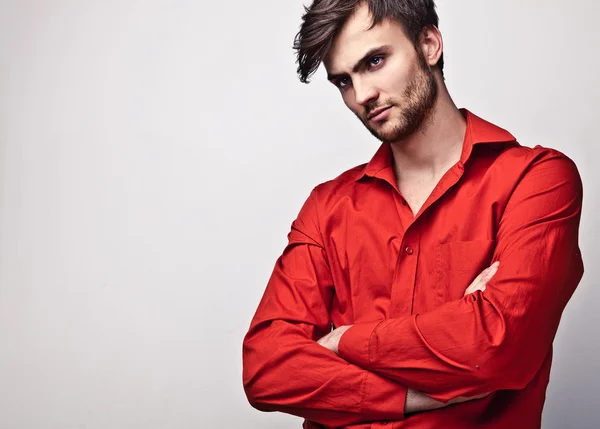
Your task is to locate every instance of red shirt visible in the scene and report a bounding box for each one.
[242,109,584,428]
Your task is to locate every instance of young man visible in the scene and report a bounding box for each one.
[242,1,584,428]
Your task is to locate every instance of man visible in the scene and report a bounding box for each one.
[242,1,584,428]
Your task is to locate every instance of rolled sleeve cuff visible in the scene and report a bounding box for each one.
[338,321,383,369]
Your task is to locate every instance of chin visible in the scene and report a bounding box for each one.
[373,119,407,142]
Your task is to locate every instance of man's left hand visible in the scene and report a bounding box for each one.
[317,325,353,355]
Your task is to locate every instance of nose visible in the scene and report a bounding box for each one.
[353,78,378,106]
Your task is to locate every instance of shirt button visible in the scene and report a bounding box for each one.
[402,199,407,206]
[405,246,413,255]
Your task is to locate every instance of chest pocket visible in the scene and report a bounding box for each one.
[433,239,497,302]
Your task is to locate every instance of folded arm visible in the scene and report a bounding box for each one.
[242,188,410,427]
[338,149,584,403]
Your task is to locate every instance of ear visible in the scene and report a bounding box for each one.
[419,24,443,68]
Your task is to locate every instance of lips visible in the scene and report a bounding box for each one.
[367,105,392,120]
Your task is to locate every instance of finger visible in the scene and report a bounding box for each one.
[469,269,489,289]
[465,275,490,295]
[465,262,500,296]
[464,284,482,296]
[476,267,493,281]
[482,264,499,280]
[482,271,495,283]
[465,285,485,297]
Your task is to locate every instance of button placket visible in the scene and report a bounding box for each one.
[389,223,421,317]
[408,229,421,314]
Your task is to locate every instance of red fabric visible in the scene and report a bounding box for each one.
[242,109,584,428]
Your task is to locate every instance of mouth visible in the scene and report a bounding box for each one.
[367,105,393,121]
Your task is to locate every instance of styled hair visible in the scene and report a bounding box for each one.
[293,0,443,83]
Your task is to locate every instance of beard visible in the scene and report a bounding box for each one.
[361,48,438,143]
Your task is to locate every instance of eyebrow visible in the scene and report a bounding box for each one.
[327,44,392,82]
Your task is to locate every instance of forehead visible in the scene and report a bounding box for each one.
[323,4,411,73]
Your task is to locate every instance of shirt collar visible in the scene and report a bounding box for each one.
[355,108,518,182]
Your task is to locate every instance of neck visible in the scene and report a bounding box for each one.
[390,84,466,181]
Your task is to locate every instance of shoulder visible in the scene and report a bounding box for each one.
[497,144,583,213]
[310,162,367,207]
[500,144,582,189]
[293,162,366,237]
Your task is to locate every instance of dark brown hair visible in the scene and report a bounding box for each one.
[293,0,443,83]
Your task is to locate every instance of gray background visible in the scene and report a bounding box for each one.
[0,0,597,428]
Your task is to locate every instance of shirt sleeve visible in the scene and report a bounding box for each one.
[337,148,585,403]
[242,187,408,427]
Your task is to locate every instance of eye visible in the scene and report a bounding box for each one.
[369,56,384,67]
[338,77,351,89]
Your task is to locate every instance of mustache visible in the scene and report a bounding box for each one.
[365,102,396,117]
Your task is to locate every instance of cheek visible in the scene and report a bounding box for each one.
[377,58,413,95]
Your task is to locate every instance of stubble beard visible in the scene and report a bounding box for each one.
[363,49,439,144]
